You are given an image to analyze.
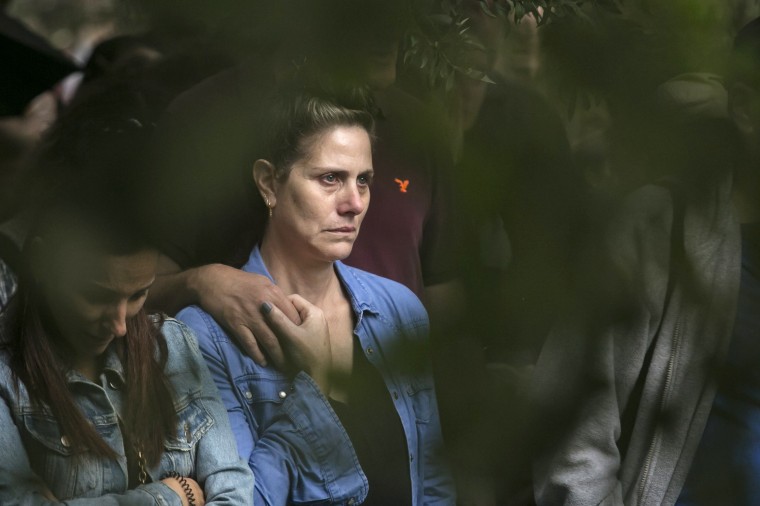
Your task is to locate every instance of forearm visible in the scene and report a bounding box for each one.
[146,253,219,316]
[146,269,201,316]
[0,482,183,506]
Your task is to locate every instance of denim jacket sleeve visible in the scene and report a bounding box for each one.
[0,319,253,506]
[0,365,183,506]
[161,319,254,505]
[177,306,368,506]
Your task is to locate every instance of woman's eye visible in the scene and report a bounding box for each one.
[321,173,338,184]
[129,290,149,302]
[80,289,110,305]
[358,175,372,187]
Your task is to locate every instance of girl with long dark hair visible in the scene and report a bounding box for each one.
[0,92,253,505]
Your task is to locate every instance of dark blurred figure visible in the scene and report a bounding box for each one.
[1,27,226,313]
[458,78,587,506]
[0,7,77,310]
[79,35,162,88]
[531,19,760,506]
[431,26,587,504]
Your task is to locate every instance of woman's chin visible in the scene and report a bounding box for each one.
[319,244,355,263]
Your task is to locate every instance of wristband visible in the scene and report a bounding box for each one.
[165,471,196,506]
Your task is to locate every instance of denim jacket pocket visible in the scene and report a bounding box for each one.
[161,390,214,476]
[406,378,434,423]
[22,411,113,499]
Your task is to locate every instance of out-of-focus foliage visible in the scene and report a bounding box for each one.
[402,0,593,93]
[404,1,487,92]
[540,0,739,118]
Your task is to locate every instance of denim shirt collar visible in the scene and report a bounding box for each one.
[242,245,380,317]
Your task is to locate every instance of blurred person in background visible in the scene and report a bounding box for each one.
[0,7,77,310]
[531,18,760,506]
[430,17,586,502]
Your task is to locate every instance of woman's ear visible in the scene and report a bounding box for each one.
[253,159,278,207]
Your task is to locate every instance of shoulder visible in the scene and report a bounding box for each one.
[153,315,221,387]
[339,264,428,328]
[164,65,245,121]
[173,306,247,368]
[605,185,674,264]
[174,306,227,342]
[154,315,202,361]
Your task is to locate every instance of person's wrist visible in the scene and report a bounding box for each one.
[187,264,218,304]
[164,472,196,506]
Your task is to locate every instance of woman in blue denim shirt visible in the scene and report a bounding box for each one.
[177,88,456,505]
[0,104,253,505]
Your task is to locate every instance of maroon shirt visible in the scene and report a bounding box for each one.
[344,87,456,298]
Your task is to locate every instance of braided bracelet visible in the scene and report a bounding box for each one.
[165,471,196,506]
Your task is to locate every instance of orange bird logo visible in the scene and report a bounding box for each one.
[394,178,410,193]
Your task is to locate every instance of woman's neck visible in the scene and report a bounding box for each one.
[259,235,340,307]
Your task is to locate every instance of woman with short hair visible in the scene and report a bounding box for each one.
[177,88,456,505]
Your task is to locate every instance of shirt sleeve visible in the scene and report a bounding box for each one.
[0,387,183,506]
[167,320,255,505]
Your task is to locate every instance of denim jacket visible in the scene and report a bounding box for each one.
[0,315,254,505]
[176,246,456,505]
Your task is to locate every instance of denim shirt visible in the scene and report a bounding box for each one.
[0,316,254,505]
[176,246,456,505]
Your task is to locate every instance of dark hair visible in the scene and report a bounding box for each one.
[5,92,177,466]
[261,85,376,179]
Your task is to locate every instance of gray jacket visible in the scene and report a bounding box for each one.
[532,177,741,506]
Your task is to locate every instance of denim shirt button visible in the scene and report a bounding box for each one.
[60,435,70,447]
[366,347,374,355]
[278,390,288,399]
[244,390,253,400]
[108,379,119,390]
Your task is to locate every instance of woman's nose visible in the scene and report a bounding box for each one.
[337,184,366,215]
[105,301,128,337]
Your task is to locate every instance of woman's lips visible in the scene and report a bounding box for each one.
[326,226,356,233]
